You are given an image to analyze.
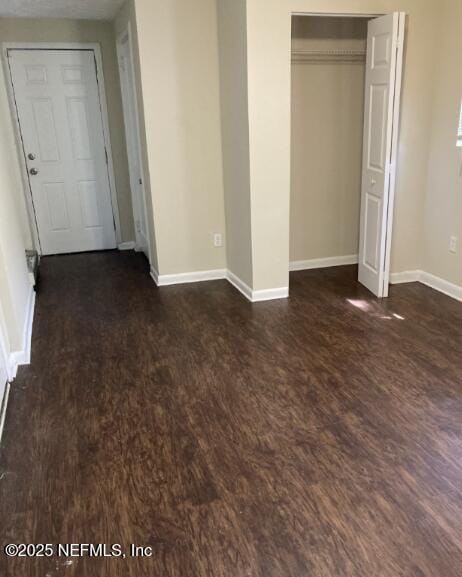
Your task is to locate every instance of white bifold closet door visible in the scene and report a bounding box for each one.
[8,49,117,255]
[358,13,405,297]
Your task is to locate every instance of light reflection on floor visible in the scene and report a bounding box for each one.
[347,299,406,320]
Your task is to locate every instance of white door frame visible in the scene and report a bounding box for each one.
[0,313,10,443]
[116,24,152,265]
[0,317,9,381]
[1,42,123,254]
[289,10,404,297]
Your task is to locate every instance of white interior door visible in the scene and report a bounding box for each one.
[8,49,117,255]
[358,13,405,297]
[117,32,150,261]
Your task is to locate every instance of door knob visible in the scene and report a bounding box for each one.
[28,153,36,160]
[29,168,39,176]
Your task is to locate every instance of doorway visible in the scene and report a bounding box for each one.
[5,45,120,256]
[117,25,151,264]
[290,13,405,298]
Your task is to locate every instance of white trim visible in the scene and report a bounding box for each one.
[8,286,35,379]
[252,287,289,302]
[419,272,462,302]
[0,315,9,379]
[118,241,136,251]
[90,43,123,246]
[150,266,159,286]
[226,271,288,302]
[116,23,153,265]
[156,269,227,287]
[226,270,253,302]
[6,360,17,381]
[0,317,9,426]
[290,255,359,272]
[0,382,11,446]
[2,42,123,250]
[151,265,462,304]
[390,270,462,302]
[389,270,421,284]
[149,267,289,302]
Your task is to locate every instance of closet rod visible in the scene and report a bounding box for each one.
[291,49,366,64]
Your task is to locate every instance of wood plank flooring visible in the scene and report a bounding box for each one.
[1,251,462,577]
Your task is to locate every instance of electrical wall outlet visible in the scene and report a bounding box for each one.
[213,233,223,248]
[449,236,458,254]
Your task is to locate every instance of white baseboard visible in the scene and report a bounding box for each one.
[118,241,136,251]
[8,286,35,380]
[226,271,288,302]
[0,381,10,445]
[151,262,461,304]
[156,269,227,287]
[419,271,462,302]
[389,270,421,284]
[252,286,289,302]
[226,270,253,301]
[290,254,358,272]
[150,266,159,286]
[149,267,288,302]
[390,269,462,302]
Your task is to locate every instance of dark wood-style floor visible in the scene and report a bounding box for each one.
[1,251,462,577]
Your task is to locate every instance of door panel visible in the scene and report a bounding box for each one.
[45,182,70,231]
[32,99,60,161]
[8,49,117,255]
[358,13,405,297]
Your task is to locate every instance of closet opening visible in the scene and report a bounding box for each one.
[289,13,405,298]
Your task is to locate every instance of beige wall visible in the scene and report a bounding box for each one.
[114,0,159,272]
[245,0,292,291]
[216,0,253,286]
[126,0,459,294]
[245,0,440,291]
[423,0,462,287]
[0,66,32,355]
[134,0,226,276]
[290,17,366,263]
[0,17,135,244]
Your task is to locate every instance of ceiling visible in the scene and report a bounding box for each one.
[0,0,126,20]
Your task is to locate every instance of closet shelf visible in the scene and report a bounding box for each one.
[291,49,366,64]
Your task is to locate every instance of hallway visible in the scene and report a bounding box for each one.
[1,252,462,577]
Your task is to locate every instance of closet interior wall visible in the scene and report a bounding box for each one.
[290,16,369,267]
